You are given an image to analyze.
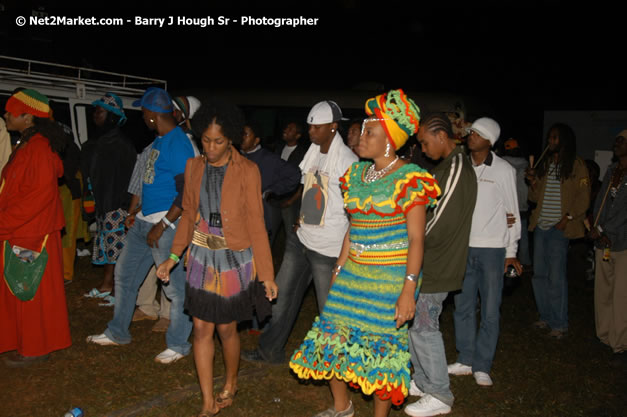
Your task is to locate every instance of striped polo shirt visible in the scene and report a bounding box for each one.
[538,163,562,229]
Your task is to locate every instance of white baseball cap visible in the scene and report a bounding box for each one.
[307,100,348,125]
[467,117,501,145]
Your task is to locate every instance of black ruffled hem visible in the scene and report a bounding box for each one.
[184,281,271,324]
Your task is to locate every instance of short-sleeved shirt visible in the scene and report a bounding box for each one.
[141,126,194,216]
[297,135,358,257]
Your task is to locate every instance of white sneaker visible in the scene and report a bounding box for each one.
[409,380,425,397]
[154,348,184,364]
[473,371,493,386]
[86,333,119,346]
[447,362,472,375]
[404,394,452,416]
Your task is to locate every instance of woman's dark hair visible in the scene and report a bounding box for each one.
[420,112,455,139]
[22,117,70,157]
[537,123,577,181]
[191,100,245,146]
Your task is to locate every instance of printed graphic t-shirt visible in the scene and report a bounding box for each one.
[141,126,195,216]
[297,135,358,257]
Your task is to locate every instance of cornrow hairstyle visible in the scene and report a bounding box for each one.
[420,112,455,139]
[537,123,577,181]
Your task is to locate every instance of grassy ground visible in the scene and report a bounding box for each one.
[1,239,625,417]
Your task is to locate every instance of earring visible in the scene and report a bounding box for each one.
[385,141,391,157]
[331,129,335,132]
[149,119,155,123]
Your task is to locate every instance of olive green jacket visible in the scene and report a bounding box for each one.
[421,146,477,293]
[528,157,590,239]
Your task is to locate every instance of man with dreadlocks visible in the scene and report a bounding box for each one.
[405,112,477,417]
[1,89,72,366]
[526,123,590,340]
[289,89,440,417]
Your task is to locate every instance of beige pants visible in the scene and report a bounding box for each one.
[595,248,627,353]
[136,266,171,319]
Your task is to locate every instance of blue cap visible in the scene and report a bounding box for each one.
[132,87,173,113]
[92,92,127,125]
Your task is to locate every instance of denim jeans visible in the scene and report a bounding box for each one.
[453,247,506,374]
[408,292,454,407]
[532,226,569,331]
[257,230,336,363]
[104,218,192,355]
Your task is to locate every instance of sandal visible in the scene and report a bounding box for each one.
[196,403,220,416]
[98,294,115,307]
[84,288,111,299]
[216,387,237,409]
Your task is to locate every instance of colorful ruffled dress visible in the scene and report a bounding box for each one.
[289,161,440,405]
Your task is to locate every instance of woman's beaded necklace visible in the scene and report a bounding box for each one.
[363,156,399,183]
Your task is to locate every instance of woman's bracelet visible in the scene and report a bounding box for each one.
[332,264,342,275]
[405,273,418,282]
[169,253,180,263]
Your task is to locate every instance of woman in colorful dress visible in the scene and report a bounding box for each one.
[156,100,278,417]
[289,89,440,417]
[0,89,72,366]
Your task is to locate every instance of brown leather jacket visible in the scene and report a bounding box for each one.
[170,147,274,282]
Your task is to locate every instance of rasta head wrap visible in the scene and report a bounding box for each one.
[173,96,202,120]
[364,89,420,150]
[92,92,127,126]
[5,89,51,118]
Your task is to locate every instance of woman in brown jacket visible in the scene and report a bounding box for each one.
[156,101,278,417]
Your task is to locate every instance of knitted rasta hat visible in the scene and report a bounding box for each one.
[5,89,51,118]
[364,89,420,150]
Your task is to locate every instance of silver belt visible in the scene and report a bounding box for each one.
[350,241,408,257]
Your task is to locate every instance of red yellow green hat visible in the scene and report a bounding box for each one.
[5,89,51,118]
[364,89,420,150]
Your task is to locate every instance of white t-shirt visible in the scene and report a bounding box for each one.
[281,144,298,161]
[297,134,358,257]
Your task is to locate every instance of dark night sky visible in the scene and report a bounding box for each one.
[1,2,624,150]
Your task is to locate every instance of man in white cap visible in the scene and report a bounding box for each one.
[447,117,522,387]
[243,100,357,364]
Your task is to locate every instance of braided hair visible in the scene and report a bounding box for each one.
[537,123,577,181]
[420,112,455,139]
